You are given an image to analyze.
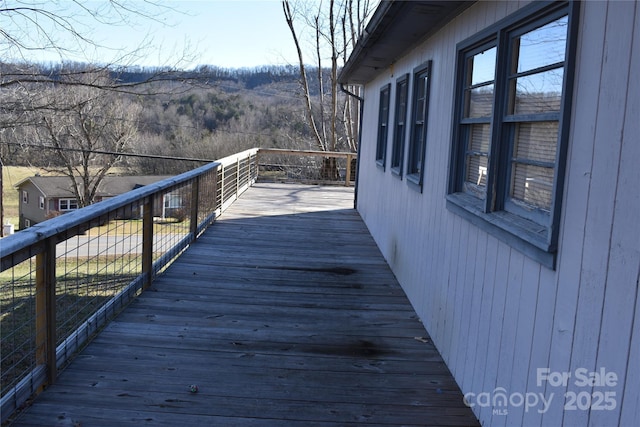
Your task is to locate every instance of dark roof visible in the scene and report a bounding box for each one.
[339,1,474,85]
[17,176,170,198]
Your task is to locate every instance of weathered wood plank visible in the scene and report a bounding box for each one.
[12,183,478,426]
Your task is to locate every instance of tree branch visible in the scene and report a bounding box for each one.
[282,0,325,151]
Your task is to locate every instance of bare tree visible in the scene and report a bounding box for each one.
[33,71,142,207]
[0,1,191,232]
[0,1,179,63]
[282,0,373,154]
[0,1,197,103]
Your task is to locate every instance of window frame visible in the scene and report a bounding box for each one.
[164,194,182,209]
[407,61,433,191]
[39,196,45,210]
[455,41,497,202]
[59,198,78,211]
[375,83,391,169]
[391,74,409,177]
[500,12,569,226]
[447,0,580,268]
[22,191,28,204]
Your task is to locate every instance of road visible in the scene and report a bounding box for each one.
[57,233,185,258]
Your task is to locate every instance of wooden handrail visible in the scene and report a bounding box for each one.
[0,147,357,421]
[257,148,355,158]
[0,149,259,422]
[256,148,357,187]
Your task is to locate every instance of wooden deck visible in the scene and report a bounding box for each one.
[11,183,479,426]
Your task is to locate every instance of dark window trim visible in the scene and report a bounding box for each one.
[391,74,409,178]
[375,83,391,169]
[406,61,432,192]
[446,195,555,266]
[447,0,580,269]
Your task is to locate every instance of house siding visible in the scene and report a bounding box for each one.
[355,1,639,426]
[18,181,47,227]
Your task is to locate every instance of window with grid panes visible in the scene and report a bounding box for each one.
[375,84,391,168]
[59,198,78,211]
[407,62,432,189]
[461,44,495,199]
[447,1,578,267]
[391,74,409,176]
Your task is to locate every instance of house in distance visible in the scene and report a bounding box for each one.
[16,175,177,229]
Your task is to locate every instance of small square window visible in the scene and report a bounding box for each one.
[164,194,182,209]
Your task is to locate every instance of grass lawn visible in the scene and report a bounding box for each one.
[1,254,141,394]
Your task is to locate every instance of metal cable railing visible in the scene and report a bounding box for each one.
[0,149,259,422]
[0,147,356,422]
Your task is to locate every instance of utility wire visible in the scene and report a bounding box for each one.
[1,142,215,163]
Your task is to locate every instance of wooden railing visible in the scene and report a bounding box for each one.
[0,148,357,422]
[256,148,357,187]
[0,149,258,422]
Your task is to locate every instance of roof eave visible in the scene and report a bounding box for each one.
[339,1,476,85]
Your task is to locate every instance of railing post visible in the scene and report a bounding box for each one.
[142,197,154,289]
[190,177,199,237]
[35,237,57,387]
[220,164,225,208]
[254,151,260,181]
[345,154,352,187]
[236,157,241,196]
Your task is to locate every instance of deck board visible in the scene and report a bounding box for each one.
[11,183,479,426]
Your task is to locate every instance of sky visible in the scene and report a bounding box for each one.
[2,0,308,69]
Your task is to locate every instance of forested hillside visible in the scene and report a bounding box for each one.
[0,63,347,175]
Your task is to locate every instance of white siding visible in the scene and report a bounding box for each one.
[355,1,640,426]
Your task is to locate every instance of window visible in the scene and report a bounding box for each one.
[458,43,496,200]
[59,198,78,211]
[39,196,45,209]
[407,62,432,189]
[447,1,578,267]
[22,191,28,204]
[375,84,391,167]
[391,74,409,176]
[164,194,182,209]
[162,194,183,219]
